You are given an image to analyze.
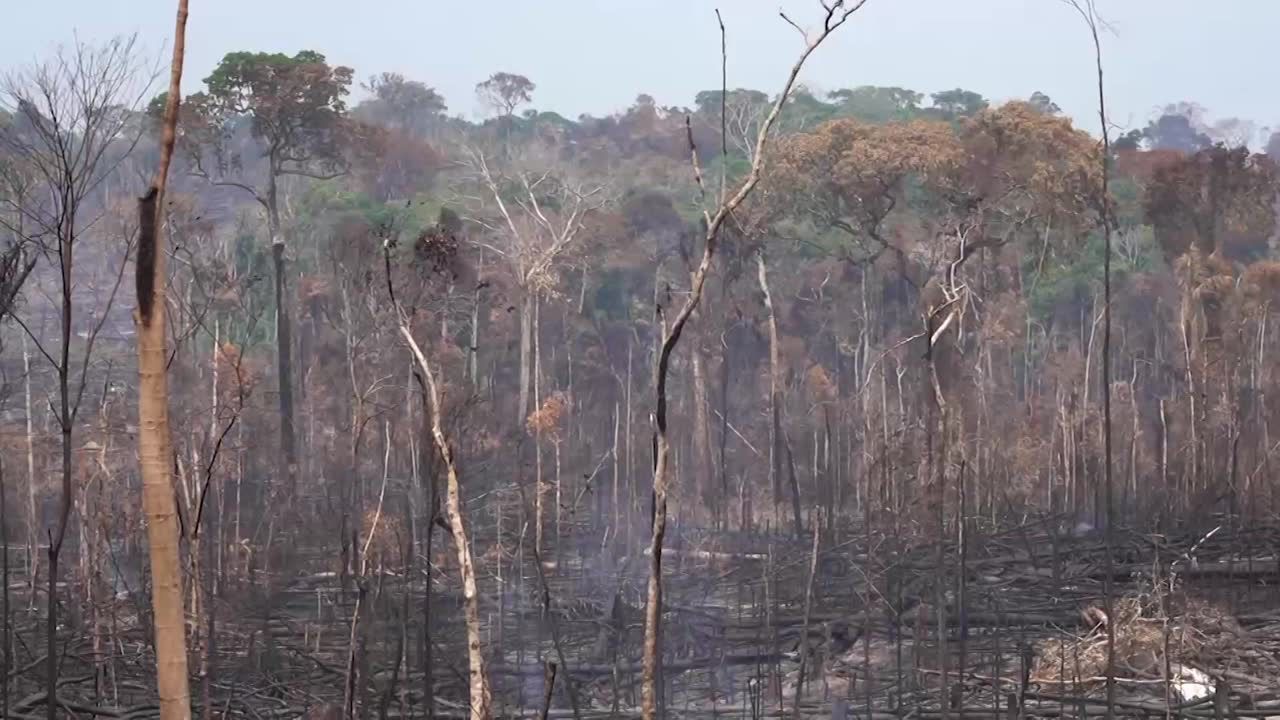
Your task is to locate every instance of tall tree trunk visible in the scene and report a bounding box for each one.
[691,343,714,521]
[39,174,77,719]
[1062,4,1116,714]
[410,373,439,720]
[469,250,484,387]
[926,319,949,719]
[718,332,732,531]
[48,204,75,720]
[757,250,802,537]
[1,458,9,720]
[399,322,490,720]
[533,297,544,556]
[518,292,533,424]
[269,176,299,498]
[22,335,37,601]
[638,11,862,713]
[134,3,192,719]
[1090,9,1117,716]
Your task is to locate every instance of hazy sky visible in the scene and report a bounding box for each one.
[2,1,1273,139]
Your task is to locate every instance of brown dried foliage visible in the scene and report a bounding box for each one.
[526,391,570,440]
[1033,590,1243,687]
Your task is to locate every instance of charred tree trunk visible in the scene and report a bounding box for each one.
[1,458,8,720]
[640,11,863,715]
[48,185,75,720]
[270,177,299,498]
[691,344,714,523]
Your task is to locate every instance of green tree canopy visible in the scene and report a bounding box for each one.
[828,85,922,123]
[927,88,989,120]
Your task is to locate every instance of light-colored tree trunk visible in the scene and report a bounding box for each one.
[612,403,621,535]
[756,251,802,537]
[518,293,533,424]
[759,251,783,512]
[21,334,37,605]
[134,3,192,719]
[401,328,491,719]
[469,250,483,386]
[533,296,544,556]
[624,342,633,547]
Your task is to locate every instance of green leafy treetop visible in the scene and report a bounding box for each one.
[171,49,355,211]
[828,86,923,123]
[927,88,989,121]
[476,71,535,119]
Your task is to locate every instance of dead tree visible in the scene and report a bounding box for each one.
[1064,1,1117,716]
[0,210,36,720]
[134,2,191,719]
[384,233,492,720]
[0,36,151,720]
[757,249,803,537]
[640,4,870,719]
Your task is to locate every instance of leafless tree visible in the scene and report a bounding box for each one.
[134,1,191,718]
[641,3,870,719]
[0,35,153,720]
[458,146,609,427]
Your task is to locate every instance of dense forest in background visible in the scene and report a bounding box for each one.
[4,3,1280,717]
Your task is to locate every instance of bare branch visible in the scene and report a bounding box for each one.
[641,3,869,718]
[779,11,807,39]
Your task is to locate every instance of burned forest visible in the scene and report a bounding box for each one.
[5,1,1280,718]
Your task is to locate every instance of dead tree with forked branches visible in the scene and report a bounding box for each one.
[640,3,871,719]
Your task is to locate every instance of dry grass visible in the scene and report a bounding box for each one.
[1031,586,1243,688]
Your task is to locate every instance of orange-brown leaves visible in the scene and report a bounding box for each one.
[805,364,837,403]
[526,391,570,440]
[360,508,405,567]
[1242,260,1280,306]
[769,102,1103,253]
[215,341,261,401]
[958,101,1102,225]
[771,117,962,236]
[296,274,332,302]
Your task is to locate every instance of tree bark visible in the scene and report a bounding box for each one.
[638,9,864,713]
[48,159,74,720]
[691,342,714,521]
[757,250,802,537]
[400,327,491,720]
[21,335,37,602]
[134,3,192,719]
[270,179,299,498]
[2,458,9,720]
[469,251,484,387]
[518,293,533,425]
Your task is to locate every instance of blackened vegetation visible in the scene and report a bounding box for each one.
[380,208,468,314]
[414,224,461,279]
[136,186,160,325]
[0,241,35,327]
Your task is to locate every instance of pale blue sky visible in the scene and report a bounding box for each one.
[2,1,1273,139]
